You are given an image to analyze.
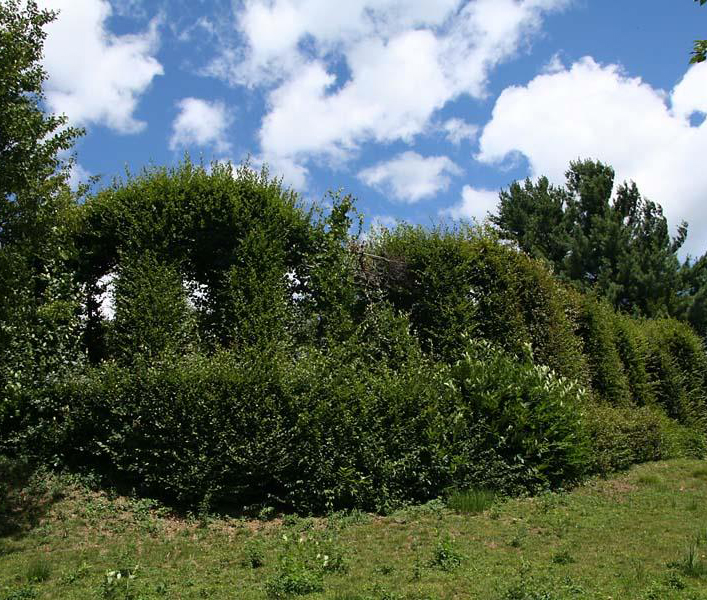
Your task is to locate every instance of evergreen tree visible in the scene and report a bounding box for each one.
[491,159,688,322]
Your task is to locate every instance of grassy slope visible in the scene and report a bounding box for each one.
[2,460,707,600]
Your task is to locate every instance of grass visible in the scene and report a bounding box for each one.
[1,459,707,599]
[446,487,496,515]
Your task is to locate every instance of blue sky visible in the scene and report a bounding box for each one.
[40,0,707,256]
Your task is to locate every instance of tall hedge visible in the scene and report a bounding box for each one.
[365,225,589,384]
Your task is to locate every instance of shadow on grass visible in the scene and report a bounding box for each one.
[0,455,64,540]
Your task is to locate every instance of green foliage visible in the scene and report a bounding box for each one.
[575,294,631,405]
[76,160,321,355]
[492,159,688,322]
[0,1,84,450]
[24,316,599,511]
[365,225,588,384]
[442,339,590,491]
[429,536,463,572]
[446,488,496,515]
[584,404,705,474]
[24,559,50,583]
[643,319,707,427]
[0,0,82,209]
[612,314,655,406]
[108,251,197,363]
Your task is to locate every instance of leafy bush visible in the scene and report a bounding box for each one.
[365,225,589,385]
[26,320,595,511]
[612,314,655,406]
[643,319,707,427]
[575,295,631,405]
[440,339,590,491]
[585,404,705,474]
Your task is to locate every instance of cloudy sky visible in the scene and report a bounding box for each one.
[39,0,707,256]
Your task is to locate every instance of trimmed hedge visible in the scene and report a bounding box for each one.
[16,327,594,511]
[365,225,589,385]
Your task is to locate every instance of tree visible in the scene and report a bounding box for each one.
[0,0,82,233]
[691,0,706,63]
[0,0,84,424]
[491,159,688,320]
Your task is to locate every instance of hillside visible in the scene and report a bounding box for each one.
[2,460,707,599]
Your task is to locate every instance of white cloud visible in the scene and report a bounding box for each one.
[207,0,569,186]
[477,58,707,255]
[111,0,148,19]
[40,0,163,133]
[443,118,479,145]
[442,185,499,223]
[358,151,461,203]
[169,98,233,154]
[369,215,399,230]
[217,0,461,87]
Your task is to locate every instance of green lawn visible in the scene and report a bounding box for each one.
[2,460,707,599]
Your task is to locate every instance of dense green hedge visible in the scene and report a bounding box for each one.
[365,225,589,384]
[7,318,596,512]
[2,164,706,513]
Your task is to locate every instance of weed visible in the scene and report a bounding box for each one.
[692,468,707,480]
[374,564,395,576]
[258,506,276,521]
[447,488,495,515]
[327,509,371,530]
[637,474,661,487]
[100,566,139,600]
[2,588,37,600]
[0,540,14,557]
[242,540,266,568]
[60,561,90,584]
[551,549,575,565]
[669,543,707,578]
[265,567,324,598]
[507,527,526,548]
[536,491,567,514]
[501,583,558,600]
[429,536,463,572]
[664,571,687,590]
[322,547,348,574]
[24,558,51,583]
[154,581,169,596]
[281,513,300,527]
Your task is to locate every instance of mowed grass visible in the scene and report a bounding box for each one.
[1,460,707,599]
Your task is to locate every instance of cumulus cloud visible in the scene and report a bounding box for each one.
[443,118,479,145]
[442,185,499,223]
[476,58,707,255]
[40,0,163,133]
[169,98,233,154]
[358,151,462,203]
[206,0,569,186]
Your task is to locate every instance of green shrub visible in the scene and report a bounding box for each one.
[585,404,705,474]
[108,250,197,362]
[366,225,588,384]
[32,321,595,511]
[576,295,631,405]
[643,319,707,427]
[429,536,464,572]
[439,339,590,492]
[613,314,655,406]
